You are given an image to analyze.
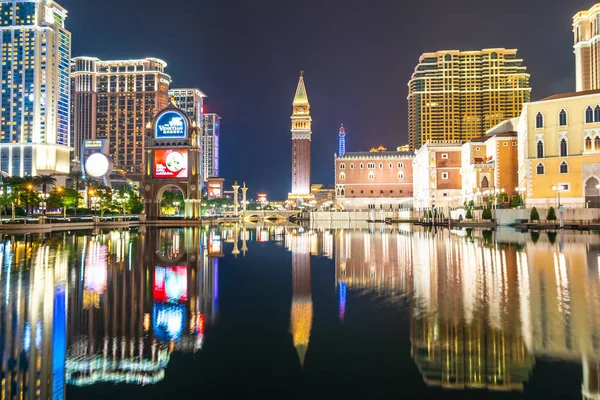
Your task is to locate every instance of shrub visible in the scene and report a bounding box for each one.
[547,207,557,221]
[530,231,540,243]
[530,207,540,221]
[465,208,473,219]
[547,232,557,244]
[482,208,493,220]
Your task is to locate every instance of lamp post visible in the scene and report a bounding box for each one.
[552,185,565,228]
[91,195,100,217]
[40,193,49,216]
[173,201,180,216]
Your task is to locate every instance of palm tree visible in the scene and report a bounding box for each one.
[36,174,56,194]
[68,170,86,216]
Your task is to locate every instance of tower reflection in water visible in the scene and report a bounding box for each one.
[66,227,219,386]
[331,224,600,396]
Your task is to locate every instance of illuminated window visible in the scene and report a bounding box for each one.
[398,172,405,179]
[586,137,593,151]
[398,162,404,168]
[559,162,568,174]
[368,171,375,180]
[559,109,567,126]
[536,163,544,174]
[339,171,346,180]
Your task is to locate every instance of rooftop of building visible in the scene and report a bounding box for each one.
[574,3,600,20]
[539,88,600,101]
[469,131,518,143]
[339,151,415,159]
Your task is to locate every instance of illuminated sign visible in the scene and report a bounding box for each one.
[154,266,188,304]
[208,183,222,198]
[258,193,267,203]
[83,140,103,149]
[155,111,187,139]
[153,303,186,343]
[154,149,189,179]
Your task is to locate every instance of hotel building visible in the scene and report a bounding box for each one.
[334,150,414,210]
[517,90,600,208]
[71,57,171,177]
[0,0,71,177]
[460,118,519,207]
[413,142,462,209]
[202,112,220,181]
[408,49,530,150]
[170,88,205,125]
[573,3,600,91]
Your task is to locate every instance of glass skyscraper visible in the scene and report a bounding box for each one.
[0,0,71,177]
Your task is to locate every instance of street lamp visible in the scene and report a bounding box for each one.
[40,193,49,215]
[91,195,100,217]
[173,201,180,216]
[551,185,562,208]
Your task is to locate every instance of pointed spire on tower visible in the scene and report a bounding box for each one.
[339,124,345,135]
[293,71,309,105]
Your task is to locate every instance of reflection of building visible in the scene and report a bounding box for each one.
[517,91,600,208]
[287,231,313,366]
[289,72,313,203]
[0,0,71,177]
[170,88,206,125]
[71,57,171,177]
[408,49,530,150]
[334,151,414,210]
[66,228,219,386]
[202,113,221,181]
[413,143,463,209]
[573,4,600,92]
[0,237,69,398]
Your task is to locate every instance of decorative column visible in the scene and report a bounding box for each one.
[232,181,240,217]
[241,182,248,217]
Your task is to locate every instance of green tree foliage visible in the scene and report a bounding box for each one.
[510,194,522,208]
[465,208,473,219]
[36,174,56,194]
[547,207,557,221]
[530,207,540,221]
[482,208,493,220]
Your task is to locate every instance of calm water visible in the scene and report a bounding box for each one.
[0,223,599,399]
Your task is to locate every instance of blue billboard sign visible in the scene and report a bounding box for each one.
[155,111,188,139]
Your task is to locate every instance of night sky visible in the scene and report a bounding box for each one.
[60,0,589,199]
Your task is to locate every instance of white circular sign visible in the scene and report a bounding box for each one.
[85,153,110,178]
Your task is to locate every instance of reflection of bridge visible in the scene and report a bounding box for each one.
[217,210,303,223]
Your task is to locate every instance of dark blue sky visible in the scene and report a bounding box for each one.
[61,0,588,199]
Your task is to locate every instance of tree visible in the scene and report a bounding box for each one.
[510,194,522,208]
[547,207,557,221]
[530,207,540,221]
[465,208,473,219]
[482,207,493,220]
[68,170,86,216]
[49,187,80,217]
[113,187,143,215]
[468,200,475,208]
[36,174,56,194]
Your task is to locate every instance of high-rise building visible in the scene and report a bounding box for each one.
[169,88,206,126]
[71,57,171,177]
[202,113,220,180]
[289,72,312,201]
[0,0,71,177]
[573,4,600,91]
[408,49,530,151]
[337,124,346,157]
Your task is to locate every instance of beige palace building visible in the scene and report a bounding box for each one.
[517,90,600,208]
[413,142,462,209]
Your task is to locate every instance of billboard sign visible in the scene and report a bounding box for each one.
[208,183,222,198]
[154,149,189,179]
[155,111,188,139]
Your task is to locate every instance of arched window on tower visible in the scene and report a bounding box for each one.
[560,162,568,174]
[595,105,600,122]
[596,136,600,150]
[537,163,545,174]
[368,171,375,180]
[586,137,593,151]
[537,141,544,158]
[339,172,346,180]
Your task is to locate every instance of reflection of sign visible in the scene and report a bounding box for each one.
[153,303,186,343]
[154,150,189,179]
[154,266,188,303]
[155,111,187,139]
[208,183,222,198]
[208,234,222,256]
[84,242,108,294]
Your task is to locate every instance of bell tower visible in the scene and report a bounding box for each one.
[289,71,313,203]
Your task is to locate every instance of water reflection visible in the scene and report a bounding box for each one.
[1,224,600,398]
[330,224,600,396]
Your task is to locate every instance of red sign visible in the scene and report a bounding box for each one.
[154,149,189,179]
[208,183,222,198]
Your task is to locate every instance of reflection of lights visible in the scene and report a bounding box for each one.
[84,241,108,295]
[339,282,347,323]
[154,266,188,303]
[153,304,186,343]
[24,323,31,352]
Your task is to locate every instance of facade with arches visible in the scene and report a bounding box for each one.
[142,103,203,219]
[334,150,414,210]
[517,90,600,208]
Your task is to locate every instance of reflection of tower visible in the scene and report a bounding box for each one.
[289,71,312,199]
[289,231,313,367]
[338,124,346,157]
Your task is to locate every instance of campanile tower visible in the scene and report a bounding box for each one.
[289,71,312,201]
